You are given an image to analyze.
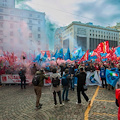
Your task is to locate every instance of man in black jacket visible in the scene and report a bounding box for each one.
[19,68,26,89]
[75,68,90,105]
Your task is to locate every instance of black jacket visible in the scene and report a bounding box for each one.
[75,71,86,91]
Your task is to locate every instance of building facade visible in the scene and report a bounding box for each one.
[54,27,65,52]
[62,21,119,52]
[109,23,120,45]
[0,0,48,54]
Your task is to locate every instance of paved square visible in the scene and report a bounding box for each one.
[0,85,118,120]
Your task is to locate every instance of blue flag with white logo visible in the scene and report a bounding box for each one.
[106,69,119,87]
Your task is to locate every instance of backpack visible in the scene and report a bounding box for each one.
[62,74,69,86]
[52,77,60,87]
[32,75,40,86]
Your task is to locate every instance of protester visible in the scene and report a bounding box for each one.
[51,68,64,107]
[34,69,48,109]
[100,64,107,89]
[18,68,26,89]
[62,69,71,102]
[31,64,37,75]
[75,67,90,105]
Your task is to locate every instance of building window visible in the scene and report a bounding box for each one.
[29,14,32,17]
[38,34,40,38]
[0,30,3,35]
[38,15,40,18]
[0,16,3,20]
[29,26,32,30]
[93,30,94,32]
[29,20,32,24]
[10,31,13,36]
[38,27,40,31]
[29,33,32,38]
[38,41,40,45]
[38,20,40,24]
[93,34,94,36]
[0,22,3,27]
[90,29,91,32]
[0,9,3,12]
[10,23,13,28]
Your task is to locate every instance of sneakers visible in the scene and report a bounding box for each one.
[39,103,43,107]
[54,104,58,108]
[60,103,64,107]
[76,102,82,106]
[35,105,41,110]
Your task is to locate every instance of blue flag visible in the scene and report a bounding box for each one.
[106,69,119,87]
[53,50,58,59]
[44,52,47,58]
[100,53,107,57]
[33,53,41,62]
[65,48,71,60]
[115,47,120,57]
[58,48,63,59]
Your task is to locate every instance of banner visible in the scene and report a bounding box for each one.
[86,71,102,86]
[1,74,31,84]
[106,69,119,87]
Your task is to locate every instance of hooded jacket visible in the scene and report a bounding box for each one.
[35,71,48,87]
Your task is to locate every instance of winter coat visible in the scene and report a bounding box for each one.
[75,71,86,91]
[50,73,61,92]
[61,73,71,87]
[35,71,48,87]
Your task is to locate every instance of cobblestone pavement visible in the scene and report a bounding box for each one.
[0,85,118,120]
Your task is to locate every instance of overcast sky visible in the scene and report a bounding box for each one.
[19,0,120,27]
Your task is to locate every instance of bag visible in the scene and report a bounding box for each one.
[62,75,68,86]
[52,77,60,87]
[32,75,40,86]
[83,85,87,91]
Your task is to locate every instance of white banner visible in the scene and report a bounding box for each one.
[1,74,31,84]
[86,71,102,86]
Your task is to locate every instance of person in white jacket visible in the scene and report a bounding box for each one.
[51,68,64,107]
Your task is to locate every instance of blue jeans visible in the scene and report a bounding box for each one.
[62,86,69,100]
[71,77,75,89]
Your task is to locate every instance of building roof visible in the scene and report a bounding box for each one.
[65,21,119,32]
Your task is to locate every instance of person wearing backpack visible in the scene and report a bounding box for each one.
[51,68,64,107]
[62,69,71,102]
[100,64,107,89]
[33,70,48,109]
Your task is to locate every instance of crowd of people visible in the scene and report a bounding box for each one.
[30,60,120,110]
[1,60,120,111]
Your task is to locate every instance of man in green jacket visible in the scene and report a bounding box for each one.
[34,69,48,109]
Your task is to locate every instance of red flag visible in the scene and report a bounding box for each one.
[78,50,89,64]
[94,41,109,53]
[103,41,109,53]
[94,42,104,53]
